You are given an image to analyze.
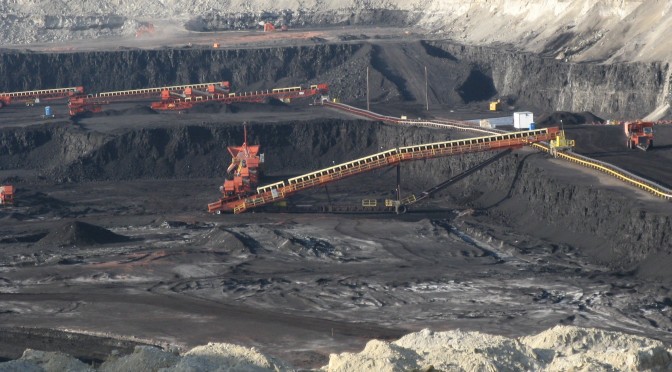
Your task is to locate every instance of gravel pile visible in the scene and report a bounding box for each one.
[325,326,672,372]
[1,325,669,371]
[37,221,130,248]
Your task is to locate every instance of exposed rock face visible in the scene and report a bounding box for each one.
[2,1,672,63]
[0,41,668,118]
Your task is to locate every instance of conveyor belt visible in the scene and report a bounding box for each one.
[153,84,329,111]
[208,127,559,214]
[96,82,226,98]
[532,143,672,200]
[324,101,672,202]
[1,86,84,108]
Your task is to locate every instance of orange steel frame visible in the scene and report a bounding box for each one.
[0,86,84,108]
[208,127,560,214]
[151,84,329,111]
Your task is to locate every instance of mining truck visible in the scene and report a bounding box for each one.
[624,121,654,151]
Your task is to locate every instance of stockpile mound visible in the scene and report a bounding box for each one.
[196,227,254,255]
[536,111,605,127]
[99,343,289,371]
[325,326,672,372]
[37,221,130,248]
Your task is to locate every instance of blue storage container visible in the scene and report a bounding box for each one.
[44,106,52,117]
[529,122,536,130]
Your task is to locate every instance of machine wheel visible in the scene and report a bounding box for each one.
[649,140,653,150]
[627,139,632,149]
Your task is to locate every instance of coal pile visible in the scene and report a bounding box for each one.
[37,221,130,248]
[536,111,604,127]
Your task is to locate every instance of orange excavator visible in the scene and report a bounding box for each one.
[215,124,263,209]
[0,185,14,205]
[624,121,654,151]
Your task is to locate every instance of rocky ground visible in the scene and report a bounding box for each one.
[1,107,672,369]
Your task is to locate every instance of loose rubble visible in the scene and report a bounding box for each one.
[1,326,670,371]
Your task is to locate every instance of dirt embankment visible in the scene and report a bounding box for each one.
[0,41,668,119]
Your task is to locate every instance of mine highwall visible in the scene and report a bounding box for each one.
[0,42,669,118]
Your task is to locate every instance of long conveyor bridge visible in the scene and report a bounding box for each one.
[208,127,560,214]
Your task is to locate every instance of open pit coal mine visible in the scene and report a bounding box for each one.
[1,40,672,370]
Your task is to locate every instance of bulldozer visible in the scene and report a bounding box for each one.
[624,121,654,151]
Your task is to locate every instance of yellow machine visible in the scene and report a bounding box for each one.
[489,99,502,111]
[549,130,575,157]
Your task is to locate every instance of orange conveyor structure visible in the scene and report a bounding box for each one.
[208,127,560,214]
[68,82,230,116]
[0,86,84,109]
[325,101,672,202]
[151,84,329,111]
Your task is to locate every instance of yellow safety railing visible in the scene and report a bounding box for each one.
[226,129,554,213]
[532,143,672,200]
[326,102,672,203]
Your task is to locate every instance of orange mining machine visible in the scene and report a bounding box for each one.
[68,81,230,116]
[213,124,263,212]
[208,127,561,214]
[259,22,288,32]
[624,120,654,151]
[0,185,14,206]
[0,86,84,110]
[151,83,328,111]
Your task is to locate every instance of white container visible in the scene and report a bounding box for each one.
[513,111,534,129]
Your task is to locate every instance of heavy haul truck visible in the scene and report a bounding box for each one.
[624,121,654,151]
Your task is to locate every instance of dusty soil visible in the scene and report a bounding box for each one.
[1,30,672,369]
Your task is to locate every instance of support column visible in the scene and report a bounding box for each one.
[395,164,403,214]
[396,163,401,202]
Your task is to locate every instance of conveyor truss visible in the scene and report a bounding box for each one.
[324,101,672,203]
[208,127,560,214]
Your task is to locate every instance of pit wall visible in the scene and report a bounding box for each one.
[1,41,668,119]
[425,41,669,120]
